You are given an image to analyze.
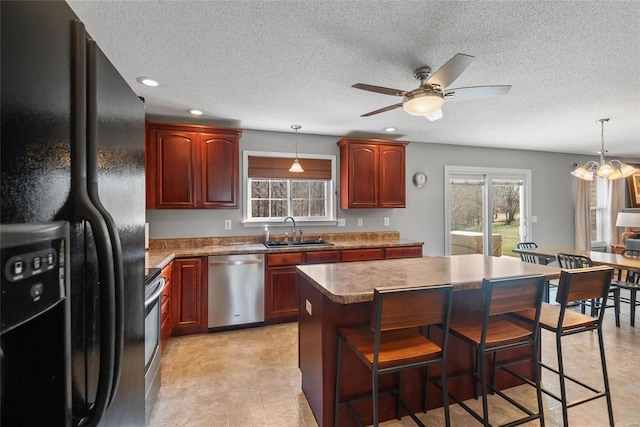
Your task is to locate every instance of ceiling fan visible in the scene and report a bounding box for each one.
[352,53,511,121]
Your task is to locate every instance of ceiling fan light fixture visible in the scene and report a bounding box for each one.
[402,88,444,116]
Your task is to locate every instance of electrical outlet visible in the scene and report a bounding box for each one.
[532,216,538,223]
[337,218,346,227]
[357,218,363,227]
[383,217,390,226]
[224,219,232,230]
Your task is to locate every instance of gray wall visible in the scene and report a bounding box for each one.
[146,118,639,256]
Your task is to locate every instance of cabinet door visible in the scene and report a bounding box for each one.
[153,129,199,208]
[172,258,207,335]
[348,143,379,208]
[266,266,299,321]
[379,144,406,208]
[200,132,239,208]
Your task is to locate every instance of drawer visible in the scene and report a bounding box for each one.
[340,248,384,262]
[384,246,423,259]
[305,250,339,264]
[267,252,304,266]
[161,298,170,323]
[161,280,171,304]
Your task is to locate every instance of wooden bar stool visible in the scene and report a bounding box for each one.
[447,275,546,427]
[556,252,620,327]
[509,265,615,427]
[334,284,454,427]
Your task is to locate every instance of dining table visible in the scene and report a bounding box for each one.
[512,246,640,273]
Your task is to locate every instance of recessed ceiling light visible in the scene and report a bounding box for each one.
[384,127,396,132]
[136,77,159,87]
[187,109,203,116]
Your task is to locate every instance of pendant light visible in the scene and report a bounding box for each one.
[571,118,638,181]
[289,125,304,173]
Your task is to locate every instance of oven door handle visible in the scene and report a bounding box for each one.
[145,278,165,308]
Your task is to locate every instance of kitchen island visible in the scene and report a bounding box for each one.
[296,254,561,427]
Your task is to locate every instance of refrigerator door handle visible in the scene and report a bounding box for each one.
[72,20,115,427]
[86,39,125,408]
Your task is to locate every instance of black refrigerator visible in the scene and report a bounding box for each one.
[1,1,146,426]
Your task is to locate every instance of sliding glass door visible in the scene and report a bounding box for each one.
[445,166,532,257]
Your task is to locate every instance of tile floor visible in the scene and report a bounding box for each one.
[149,294,639,427]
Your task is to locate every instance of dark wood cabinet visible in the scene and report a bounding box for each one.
[146,122,241,209]
[265,252,304,322]
[337,137,409,209]
[172,257,207,336]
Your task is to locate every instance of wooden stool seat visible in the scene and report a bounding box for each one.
[515,304,598,331]
[449,316,533,347]
[339,326,443,369]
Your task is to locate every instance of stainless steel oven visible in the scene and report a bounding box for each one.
[143,268,164,424]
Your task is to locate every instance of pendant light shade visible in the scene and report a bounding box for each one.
[289,125,304,173]
[571,118,638,181]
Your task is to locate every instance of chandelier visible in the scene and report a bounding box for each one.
[571,118,637,181]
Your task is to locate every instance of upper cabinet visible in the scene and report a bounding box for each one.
[146,122,241,209]
[337,138,409,209]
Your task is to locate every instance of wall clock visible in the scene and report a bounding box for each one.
[413,172,427,188]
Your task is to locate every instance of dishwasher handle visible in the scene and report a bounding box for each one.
[209,258,263,267]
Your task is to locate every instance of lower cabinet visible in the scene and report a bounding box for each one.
[172,257,208,336]
[265,252,304,323]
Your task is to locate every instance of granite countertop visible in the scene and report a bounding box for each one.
[145,231,423,269]
[296,254,562,304]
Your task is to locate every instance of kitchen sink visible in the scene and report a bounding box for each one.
[263,239,334,248]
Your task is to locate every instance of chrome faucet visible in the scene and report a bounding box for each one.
[283,216,296,242]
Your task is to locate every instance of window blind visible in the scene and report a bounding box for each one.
[248,156,331,180]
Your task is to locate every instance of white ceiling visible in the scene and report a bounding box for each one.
[67,1,640,157]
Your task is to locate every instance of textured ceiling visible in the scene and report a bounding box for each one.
[67,1,640,157]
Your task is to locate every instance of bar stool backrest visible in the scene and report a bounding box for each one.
[372,285,453,332]
[555,266,614,308]
[556,253,593,269]
[620,249,640,283]
[484,275,545,316]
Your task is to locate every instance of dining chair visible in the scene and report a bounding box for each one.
[334,285,454,427]
[517,242,556,302]
[509,266,615,427]
[556,252,620,327]
[625,238,640,250]
[611,249,640,326]
[447,275,546,427]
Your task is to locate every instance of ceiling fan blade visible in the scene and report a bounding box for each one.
[444,85,512,101]
[352,83,407,97]
[360,103,403,117]
[426,53,475,89]
[424,108,443,121]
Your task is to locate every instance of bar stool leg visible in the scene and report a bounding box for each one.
[631,289,637,327]
[478,345,490,427]
[372,369,379,427]
[614,288,621,328]
[555,331,569,427]
[440,360,451,427]
[532,335,545,427]
[423,365,429,413]
[598,327,615,426]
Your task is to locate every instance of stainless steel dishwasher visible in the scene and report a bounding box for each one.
[208,254,264,329]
